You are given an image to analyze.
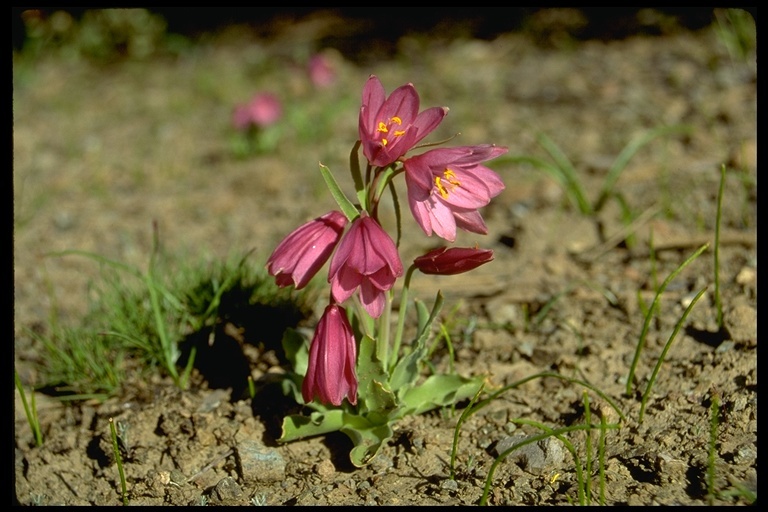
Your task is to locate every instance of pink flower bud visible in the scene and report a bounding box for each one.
[302,303,358,406]
[413,246,494,275]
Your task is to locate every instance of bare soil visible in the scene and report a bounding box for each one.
[13,10,756,506]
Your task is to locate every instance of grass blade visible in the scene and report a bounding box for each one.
[625,243,709,397]
[594,125,691,212]
[639,286,707,422]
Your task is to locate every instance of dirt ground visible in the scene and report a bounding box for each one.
[13,9,756,506]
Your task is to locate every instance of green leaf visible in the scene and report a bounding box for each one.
[390,293,444,393]
[319,163,359,222]
[282,328,308,377]
[278,409,346,442]
[400,374,486,416]
[356,335,397,414]
[340,413,395,467]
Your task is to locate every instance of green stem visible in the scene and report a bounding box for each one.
[109,418,129,505]
[377,289,393,366]
[391,265,416,373]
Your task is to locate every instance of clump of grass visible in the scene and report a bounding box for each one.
[32,226,314,400]
[713,8,756,65]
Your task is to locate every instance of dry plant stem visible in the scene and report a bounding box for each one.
[189,449,234,483]
[577,205,660,262]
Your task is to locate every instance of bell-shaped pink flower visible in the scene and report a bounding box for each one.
[413,246,494,275]
[308,53,337,88]
[358,75,447,168]
[232,92,283,130]
[267,211,348,289]
[302,303,358,406]
[328,212,404,318]
[404,144,507,242]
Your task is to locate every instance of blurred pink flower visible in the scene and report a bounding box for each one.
[404,145,507,242]
[413,246,494,275]
[358,75,447,168]
[328,212,403,318]
[232,92,283,130]
[308,53,337,88]
[267,211,348,289]
[302,303,358,406]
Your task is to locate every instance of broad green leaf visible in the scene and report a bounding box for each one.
[363,379,398,417]
[356,335,396,413]
[341,413,395,467]
[278,409,346,442]
[400,374,486,416]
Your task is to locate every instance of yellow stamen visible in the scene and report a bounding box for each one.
[443,169,461,186]
[377,121,388,133]
[435,169,461,199]
[393,130,406,137]
[391,116,402,125]
[382,138,388,146]
[435,176,449,198]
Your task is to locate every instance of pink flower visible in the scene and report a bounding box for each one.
[358,75,447,168]
[308,53,337,88]
[302,303,358,406]
[232,92,283,130]
[404,145,507,242]
[413,246,494,275]
[328,212,404,318]
[267,211,348,289]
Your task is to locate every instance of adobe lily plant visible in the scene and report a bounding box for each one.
[266,75,506,467]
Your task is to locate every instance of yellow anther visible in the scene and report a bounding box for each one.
[377,121,388,133]
[443,169,461,186]
[393,130,406,137]
[382,138,388,146]
[434,169,461,199]
[391,116,402,125]
[435,176,449,198]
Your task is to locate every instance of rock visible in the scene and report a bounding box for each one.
[213,476,243,502]
[494,434,565,474]
[724,303,757,347]
[236,439,286,484]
